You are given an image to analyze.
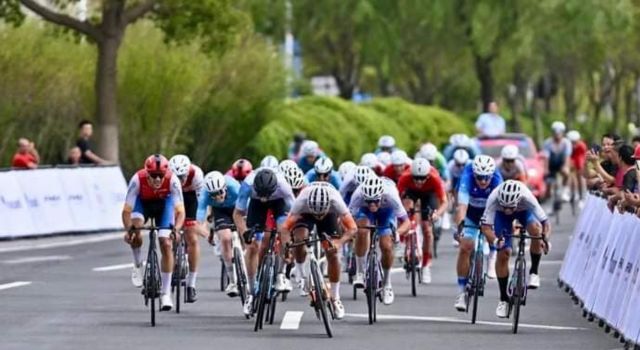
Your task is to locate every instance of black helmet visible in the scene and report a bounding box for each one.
[254,168,278,197]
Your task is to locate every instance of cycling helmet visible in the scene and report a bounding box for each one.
[419,143,438,161]
[168,154,191,177]
[253,168,278,197]
[260,155,279,169]
[361,176,384,201]
[314,157,334,175]
[338,161,356,179]
[498,180,523,207]
[411,158,431,177]
[567,130,581,142]
[231,158,253,181]
[360,153,379,169]
[279,159,298,174]
[204,171,226,193]
[144,154,169,174]
[449,134,469,146]
[551,121,566,134]
[307,184,331,215]
[500,145,519,160]
[378,135,396,148]
[377,152,392,166]
[453,149,470,165]
[284,166,305,190]
[300,140,319,157]
[472,155,495,176]
[354,165,373,184]
[390,150,408,166]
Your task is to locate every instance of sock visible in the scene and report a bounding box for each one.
[422,250,432,267]
[132,247,142,266]
[498,277,509,302]
[330,282,340,300]
[457,277,468,294]
[356,256,366,275]
[248,275,256,294]
[295,262,307,280]
[530,253,542,275]
[489,244,497,254]
[225,263,235,284]
[161,272,172,295]
[187,271,197,288]
[285,262,293,278]
[383,268,392,287]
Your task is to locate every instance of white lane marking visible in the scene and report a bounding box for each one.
[390,267,405,274]
[280,311,304,330]
[0,281,32,291]
[1,255,71,264]
[344,313,587,331]
[0,232,122,253]
[93,263,134,272]
[540,260,563,265]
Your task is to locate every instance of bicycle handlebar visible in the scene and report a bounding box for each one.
[286,230,334,250]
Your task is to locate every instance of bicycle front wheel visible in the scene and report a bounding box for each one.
[410,236,417,297]
[367,252,377,325]
[233,247,247,305]
[512,259,525,334]
[254,257,271,332]
[310,259,333,338]
[471,250,483,324]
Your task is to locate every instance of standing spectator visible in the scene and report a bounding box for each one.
[67,146,82,165]
[76,120,108,165]
[614,145,636,192]
[11,138,39,169]
[586,133,622,188]
[287,132,306,161]
[475,101,506,137]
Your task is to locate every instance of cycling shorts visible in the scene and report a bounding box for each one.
[355,207,395,237]
[493,209,538,250]
[132,197,174,238]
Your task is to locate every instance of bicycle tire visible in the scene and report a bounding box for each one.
[471,250,483,324]
[410,235,417,297]
[233,247,247,305]
[512,259,524,334]
[175,245,184,314]
[311,259,333,338]
[220,259,228,292]
[367,251,377,325]
[146,248,161,327]
[254,257,271,332]
[268,256,281,325]
[150,295,156,327]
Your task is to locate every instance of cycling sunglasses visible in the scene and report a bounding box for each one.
[365,199,381,205]
[317,172,330,179]
[149,172,164,179]
[474,174,491,182]
[209,189,225,198]
[412,175,428,181]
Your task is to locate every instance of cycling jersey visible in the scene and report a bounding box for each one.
[179,164,204,224]
[457,164,503,227]
[571,140,588,171]
[283,183,357,234]
[374,146,397,155]
[349,179,408,236]
[446,160,469,191]
[497,157,527,182]
[304,169,342,189]
[397,168,446,203]
[382,163,410,183]
[196,174,240,222]
[543,137,572,173]
[235,167,295,213]
[296,151,327,173]
[431,152,450,181]
[443,144,480,161]
[339,172,359,204]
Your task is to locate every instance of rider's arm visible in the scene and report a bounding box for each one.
[122,175,140,230]
[522,186,549,228]
[196,187,210,224]
[170,175,185,231]
[433,175,448,217]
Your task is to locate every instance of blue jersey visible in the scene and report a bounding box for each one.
[443,143,481,161]
[196,175,240,222]
[457,164,503,223]
[305,169,342,190]
[296,152,327,174]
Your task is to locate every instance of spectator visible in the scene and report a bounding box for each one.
[11,138,39,169]
[586,133,621,189]
[287,132,306,161]
[76,120,108,165]
[67,146,81,165]
[475,101,506,137]
[632,135,640,149]
[606,144,637,211]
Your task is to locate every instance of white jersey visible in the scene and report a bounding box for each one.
[290,182,349,216]
[339,172,359,199]
[348,180,408,219]
[182,164,204,193]
[481,185,547,226]
[124,173,184,209]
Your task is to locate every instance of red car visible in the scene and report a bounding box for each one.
[476,133,547,200]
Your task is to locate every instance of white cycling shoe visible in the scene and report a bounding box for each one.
[243,295,254,316]
[275,273,292,292]
[131,264,143,288]
[454,293,467,312]
[496,301,509,318]
[353,273,365,288]
[225,282,239,297]
[528,273,540,289]
[487,253,497,279]
[332,299,345,320]
[298,278,308,297]
[160,293,173,311]
[382,287,395,305]
[422,266,432,284]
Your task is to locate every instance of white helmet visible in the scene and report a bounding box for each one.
[377,152,391,166]
[551,121,566,134]
[260,155,279,169]
[419,143,438,161]
[453,149,470,165]
[498,180,523,207]
[567,130,581,142]
[449,134,469,146]
[300,140,319,157]
[284,166,305,190]
[204,171,226,193]
[390,150,408,166]
[472,155,495,176]
[378,135,396,148]
[501,145,519,160]
[314,157,333,174]
[354,165,374,184]
[361,176,384,201]
[360,153,379,169]
[168,154,191,177]
[279,159,298,173]
[338,161,356,179]
[411,158,431,177]
[307,184,331,215]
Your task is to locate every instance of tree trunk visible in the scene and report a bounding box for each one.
[532,99,544,148]
[474,55,494,111]
[95,37,122,162]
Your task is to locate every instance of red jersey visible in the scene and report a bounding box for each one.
[571,141,587,171]
[12,152,37,169]
[397,168,446,202]
[383,164,410,183]
[137,169,172,200]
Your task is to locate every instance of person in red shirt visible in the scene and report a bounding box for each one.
[567,130,587,205]
[11,138,39,169]
[397,158,448,283]
[383,150,410,183]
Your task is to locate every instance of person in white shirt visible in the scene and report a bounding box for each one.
[476,101,506,137]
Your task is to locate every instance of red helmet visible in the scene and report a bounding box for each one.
[144,154,169,174]
[231,158,253,181]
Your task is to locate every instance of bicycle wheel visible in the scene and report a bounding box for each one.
[471,250,483,324]
[233,247,247,305]
[410,236,417,297]
[147,250,160,327]
[367,252,377,325]
[512,259,524,334]
[310,259,333,338]
[175,245,184,314]
[220,259,228,292]
[254,257,271,332]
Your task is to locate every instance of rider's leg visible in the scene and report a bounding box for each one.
[293,226,310,281]
[185,223,201,288]
[380,234,394,288]
[527,220,543,275]
[354,216,371,276]
[217,228,234,283]
[456,238,474,293]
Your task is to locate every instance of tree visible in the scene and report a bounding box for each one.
[0,0,245,162]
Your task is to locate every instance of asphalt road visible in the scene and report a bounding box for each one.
[0,206,624,350]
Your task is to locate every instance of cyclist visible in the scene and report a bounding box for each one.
[197,171,241,297]
[278,159,298,174]
[338,161,357,181]
[340,165,374,204]
[226,158,253,182]
[447,149,470,196]
[375,135,397,154]
[234,168,295,316]
[283,165,307,195]
[377,151,392,167]
[287,132,306,161]
[443,134,480,161]
[168,155,204,303]
[543,121,572,201]
[297,140,325,173]
[397,158,448,284]
[497,145,527,182]
[481,180,550,318]
[568,130,587,207]
[122,154,185,311]
[305,157,342,189]
[283,183,358,319]
[361,152,385,176]
[260,155,279,170]
[383,150,410,183]
[453,155,503,311]
[417,143,450,183]
[350,176,410,305]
